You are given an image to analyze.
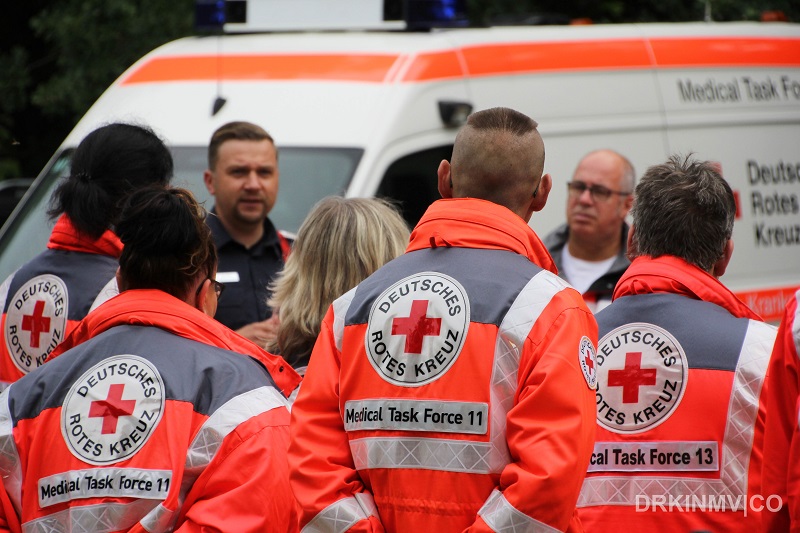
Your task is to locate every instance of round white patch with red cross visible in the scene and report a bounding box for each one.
[61,354,165,465]
[578,336,598,390]
[4,274,68,374]
[366,272,470,387]
[595,322,688,434]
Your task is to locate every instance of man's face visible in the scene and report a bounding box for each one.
[566,151,632,245]
[204,139,279,232]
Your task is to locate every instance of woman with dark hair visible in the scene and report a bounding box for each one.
[0,122,174,388]
[0,186,300,532]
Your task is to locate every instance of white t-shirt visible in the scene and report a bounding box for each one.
[560,246,616,295]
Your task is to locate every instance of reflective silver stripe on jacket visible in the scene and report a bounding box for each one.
[489,272,570,470]
[149,385,290,531]
[578,319,776,508]
[0,272,13,315]
[17,386,288,532]
[0,273,14,393]
[302,492,379,533]
[23,500,160,533]
[349,271,569,474]
[478,489,560,533]
[351,436,498,473]
[0,388,23,516]
[333,287,357,353]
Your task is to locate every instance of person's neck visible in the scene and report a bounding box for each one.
[220,217,264,249]
[567,235,620,262]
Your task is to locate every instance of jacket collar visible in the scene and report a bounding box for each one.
[407,198,557,274]
[544,222,630,277]
[47,215,123,257]
[613,255,762,320]
[207,208,280,252]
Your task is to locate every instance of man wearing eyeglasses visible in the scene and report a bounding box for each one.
[543,149,635,313]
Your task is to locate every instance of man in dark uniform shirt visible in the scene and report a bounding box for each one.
[203,121,291,346]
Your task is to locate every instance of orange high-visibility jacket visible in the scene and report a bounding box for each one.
[577,256,776,532]
[762,289,800,532]
[0,290,300,533]
[0,216,121,389]
[289,198,598,533]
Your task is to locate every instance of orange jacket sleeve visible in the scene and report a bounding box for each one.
[762,294,799,533]
[470,301,597,532]
[0,484,19,533]
[177,408,298,533]
[288,308,385,532]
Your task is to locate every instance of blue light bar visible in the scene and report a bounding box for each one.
[405,0,469,30]
[196,0,468,33]
[195,0,246,32]
[195,0,226,31]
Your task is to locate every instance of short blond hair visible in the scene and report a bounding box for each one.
[267,196,409,365]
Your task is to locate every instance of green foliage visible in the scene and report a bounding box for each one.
[0,0,193,180]
[0,48,31,116]
[30,0,194,117]
[0,47,31,180]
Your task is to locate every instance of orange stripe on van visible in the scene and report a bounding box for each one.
[414,37,800,80]
[122,37,800,85]
[401,50,465,82]
[651,37,800,67]
[454,39,652,79]
[122,54,399,84]
[735,285,800,323]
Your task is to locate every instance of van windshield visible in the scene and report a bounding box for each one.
[0,146,362,281]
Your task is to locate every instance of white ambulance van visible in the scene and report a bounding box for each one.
[1,5,798,320]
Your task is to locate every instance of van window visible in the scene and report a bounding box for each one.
[377,145,452,228]
[0,153,71,282]
[0,179,34,226]
[169,146,362,234]
[0,146,362,281]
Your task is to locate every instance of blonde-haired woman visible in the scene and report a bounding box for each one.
[268,196,409,374]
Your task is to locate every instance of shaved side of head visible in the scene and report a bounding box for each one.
[450,107,545,216]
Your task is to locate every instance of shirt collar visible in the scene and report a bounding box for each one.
[207,207,280,251]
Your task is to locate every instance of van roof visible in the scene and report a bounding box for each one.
[63,21,800,150]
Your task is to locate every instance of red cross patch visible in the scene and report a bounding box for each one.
[391,300,442,354]
[367,272,470,387]
[4,274,68,374]
[578,336,598,390]
[595,323,687,434]
[61,354,165,465]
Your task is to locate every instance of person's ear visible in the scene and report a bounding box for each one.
[521,174,551,222]
[621,191,634,217]
[195,278,215,316]
[203,169,216,195]
[437,160,453,199]
[524,173,552,219]
[115,267,123,292]
[712,239,734,278]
